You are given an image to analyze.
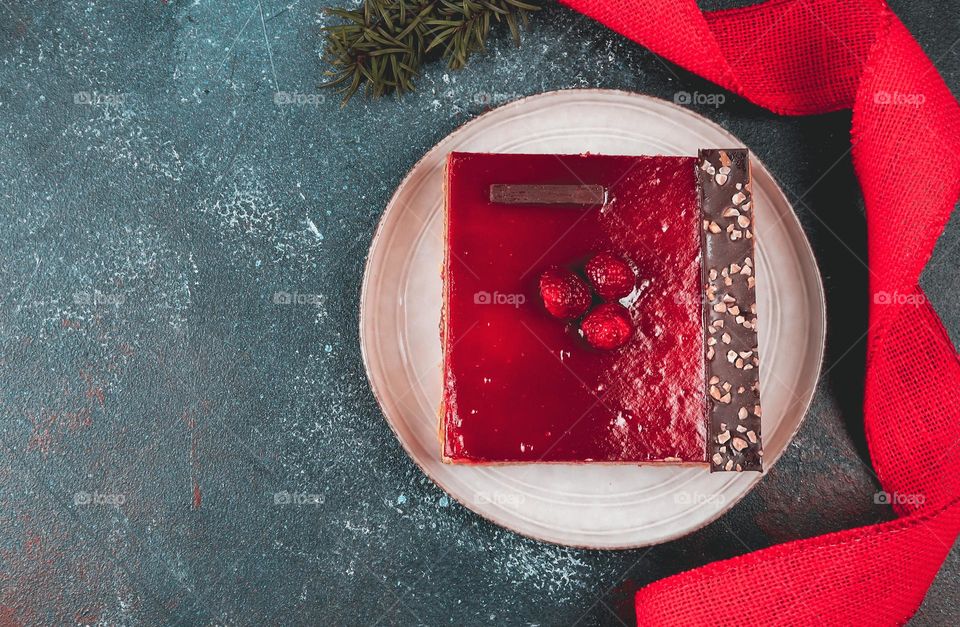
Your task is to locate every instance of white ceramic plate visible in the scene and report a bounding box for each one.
[360,89,825,549]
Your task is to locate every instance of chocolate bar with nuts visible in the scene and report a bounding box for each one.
[698,149,763,472]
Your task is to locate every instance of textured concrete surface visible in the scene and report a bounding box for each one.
[0,0,957,625]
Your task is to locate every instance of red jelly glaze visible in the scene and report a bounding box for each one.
[443,152,706,463]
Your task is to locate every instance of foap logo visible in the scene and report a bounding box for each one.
[874,91,925,107]
[873,290,926,306]
[472,91,522,107]
[74,491,126,506]
[474,491,525,507]
[73,290,125,306]
[874,490,925,506]
[439,90,521,109]
[73,91,127,106]
[673,491,726,506]
[273,490,323,506]
[274,91,326,106]
[672,291,706,306]
[674,91,725,108]
[473,291,526,308]
[273,290,325,306]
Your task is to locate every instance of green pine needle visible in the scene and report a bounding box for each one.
[321,0,540,104]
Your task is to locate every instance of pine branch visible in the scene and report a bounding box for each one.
[321,0,540,104]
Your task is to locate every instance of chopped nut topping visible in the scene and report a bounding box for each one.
[698,150,761,473]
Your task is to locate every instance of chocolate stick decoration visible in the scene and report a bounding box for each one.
[489,184,607,206]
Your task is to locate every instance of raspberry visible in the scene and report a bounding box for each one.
[585,252,635,300]
[580,303,633,350]
[538,267,592,319]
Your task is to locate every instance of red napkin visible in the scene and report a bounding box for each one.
[559,0,960,624]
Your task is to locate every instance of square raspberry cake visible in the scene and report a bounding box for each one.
[441,150,762,471]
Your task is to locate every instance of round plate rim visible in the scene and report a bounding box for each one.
[359,88,827,549]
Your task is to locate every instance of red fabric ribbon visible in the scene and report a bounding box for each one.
[558,0,960,624]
